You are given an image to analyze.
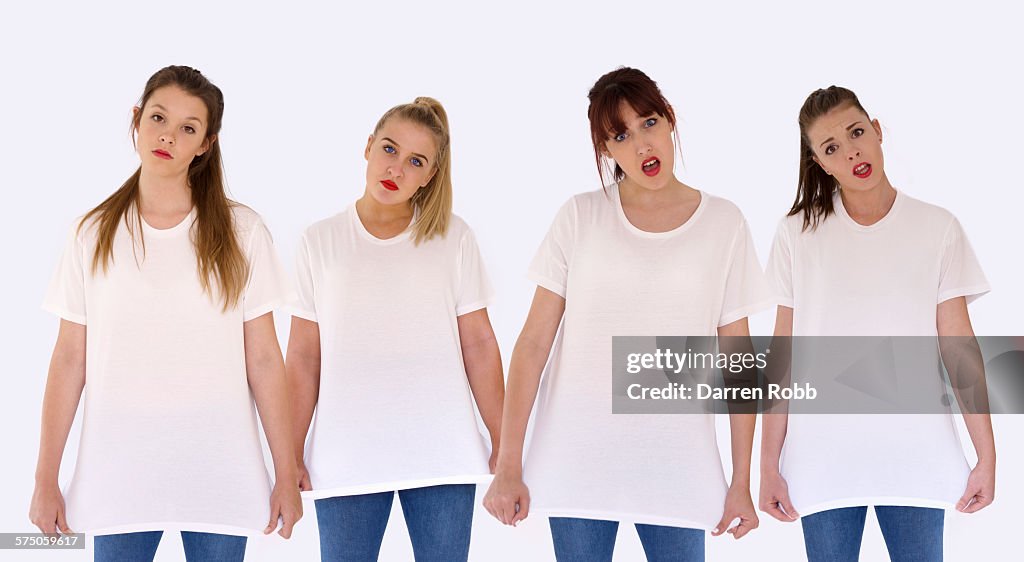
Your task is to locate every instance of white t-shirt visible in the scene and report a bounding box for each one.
[523,185,774,529]
[42,204,293,536]
[291,207,495,499]
[765,189,990,515]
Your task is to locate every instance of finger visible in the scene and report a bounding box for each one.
[780,497,799,520]
[278,513,296,539]
[299,474,312,492]
[497,502,510,526]
[36,520,56,535]
[764,503,793,523]
[711,515,732,536]
[264,505,281,535]
[511,496,530,526]
[963,496,990,514]
[57,510,72,534]
[956,489,976,512]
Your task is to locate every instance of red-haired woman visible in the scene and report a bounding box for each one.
[484,67,769,561]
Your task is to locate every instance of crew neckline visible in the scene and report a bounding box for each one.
[351,204,415,245]
[140,207,196,238]
[612,183,707,239]
[834,188,903,232]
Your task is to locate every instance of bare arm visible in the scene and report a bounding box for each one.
[29,319,86,534]
[284,316,320,489]
[457,308,504,472]
[713,318,758,539]
[484,287,565,526]
[759,306,798,521]
[937,297,995,513]
[244,312,302,537]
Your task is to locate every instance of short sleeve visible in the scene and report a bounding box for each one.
[242,220,294,321]
[455,227,495,316]
[526,198,577,298]
[765,217,795,308]
[718,217,774,326]
[937,217,990,304]
[289,232,318,322]
[42,221,88,325]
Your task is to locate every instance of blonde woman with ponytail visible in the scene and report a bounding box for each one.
[30,66,302,561]
[286,97,504,562]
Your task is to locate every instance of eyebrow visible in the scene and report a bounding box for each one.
[381,137,430,164]
[150,104,204,124]
[818,121,863,148]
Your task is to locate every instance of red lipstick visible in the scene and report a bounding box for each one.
[852,162,872,179]
[381,179,399,191]
[153,149,172,160]
[642,157,660,177]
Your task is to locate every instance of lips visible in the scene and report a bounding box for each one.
[852,162,872,179]
[642,157,660,177]
[152,149,172,160]
[381,179,399,191]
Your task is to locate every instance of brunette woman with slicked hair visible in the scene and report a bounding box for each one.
[31,66,301,562]
[484,67,770,561]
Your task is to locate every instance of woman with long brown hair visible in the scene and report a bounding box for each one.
[30,65,301,561]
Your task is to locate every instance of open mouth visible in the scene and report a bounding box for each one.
[153,149,172,160]
[642,157,661,177]
[381,180,399,191]
[852,162,872,179]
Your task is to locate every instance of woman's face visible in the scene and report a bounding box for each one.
[364,118,438,206]
[602,101,675,190]
[134,85,212,177]
[806,104,885,193]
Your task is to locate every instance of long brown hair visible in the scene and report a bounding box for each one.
[790,86,871,231]
[372,97,453,244]
[586,67,679,186]
[79,65,247,311]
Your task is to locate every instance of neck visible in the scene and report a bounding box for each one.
[355,193,414,222]
[138,168,192,214]
[618,174,695,206]
[839,174,897,222]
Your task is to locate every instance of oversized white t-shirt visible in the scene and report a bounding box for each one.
[523,185,774,529]
[42,204,293,536]
[291,207,495,499]
[766,189,990,515]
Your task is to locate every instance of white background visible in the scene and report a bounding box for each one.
[2,1,1022,560]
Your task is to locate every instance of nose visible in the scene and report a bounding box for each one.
[387,164,402,179]
[634,137,652,156]
[159,132,175,145]
[847,147,860,160]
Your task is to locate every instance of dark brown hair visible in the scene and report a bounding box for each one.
[587,67,678,185]
[80,65,247,310]
[790,86,871,230]
[372,96,452,244]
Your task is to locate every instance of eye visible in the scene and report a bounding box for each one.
[150,114,164,123]
[825,144,838,156]
[613,132,627,143]
[644,118,657,128]
[182,125,196,135]
[383,145,396,155]
[410,157,423,167]
[851,127,865,138]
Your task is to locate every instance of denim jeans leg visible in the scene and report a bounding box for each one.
[548,517,619,562]
[180,531,247,562]
[875,505,944,562]
[398,484,476,562]
[94,530,163,562]
[801,506,868,562]
[315,491,395,562]
[635,523,705,562]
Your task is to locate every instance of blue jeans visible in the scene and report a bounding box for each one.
[314,483,475,562]
[802,506,944,562]
[549,517,705,562]
[93,531,246,562]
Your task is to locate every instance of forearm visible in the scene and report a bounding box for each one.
[729,413,755,486]
[463,337,504,443]
[249,357,298,480]
[962,413,996,465]
[760,413,788,474]
[285,356,319,460]
[35,365,84,484]
[495,338,548,476]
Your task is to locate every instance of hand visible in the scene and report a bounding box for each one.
[712,484,759,539]
[957,460,995,513]
[483,471,530,526]
[265,481,303,539]
[29,482,72,535]
[296,460,312,492]
[759,470,798,522]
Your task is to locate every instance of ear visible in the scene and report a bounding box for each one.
[364,135,374,161]
[197,134,216,157]
[812,155,832,176]
[131,106,141,129]
[871,118,882,143]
